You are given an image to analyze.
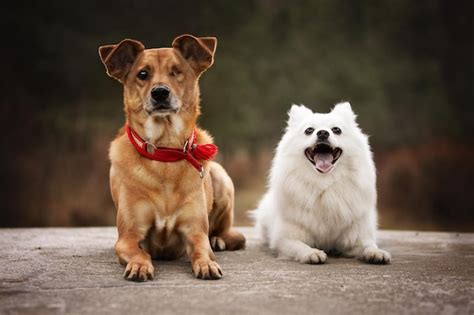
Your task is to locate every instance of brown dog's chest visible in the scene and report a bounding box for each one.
[110,134,213,257]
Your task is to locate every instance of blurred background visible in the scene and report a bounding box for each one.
[1,0,473,231]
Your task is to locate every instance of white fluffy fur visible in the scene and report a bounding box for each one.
[254,102,391,264]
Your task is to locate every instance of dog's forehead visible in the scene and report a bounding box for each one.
[306,112,344,126]
[136,48,180,66]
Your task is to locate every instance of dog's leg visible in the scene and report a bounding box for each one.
[209,195,246,251]
[208,162,246,251]
[344,214,391,264]
[115,212,154,281]
[179,201,223,280]
[210,228,246,251]
[185,230,223,280]
[345,241,391,264]
[275,238,327,264]
[273,222,327,264]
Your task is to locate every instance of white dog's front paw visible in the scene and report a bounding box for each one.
[299,249,327,264]
[362,247,391,264]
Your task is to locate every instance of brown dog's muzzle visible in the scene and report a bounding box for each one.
[147,85,178,114]
[151,86,170,103]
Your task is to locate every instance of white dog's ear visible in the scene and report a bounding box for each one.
[331,102,356,121]
[288,104,313,127]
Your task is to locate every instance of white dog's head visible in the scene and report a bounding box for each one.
[277,102,370,175]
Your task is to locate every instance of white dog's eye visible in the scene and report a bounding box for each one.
[332,127,342,135]
[304,127,315,135]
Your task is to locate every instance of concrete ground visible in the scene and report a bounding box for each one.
[0,227,473,315]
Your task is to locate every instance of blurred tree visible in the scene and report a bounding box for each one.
[0,0,472,229]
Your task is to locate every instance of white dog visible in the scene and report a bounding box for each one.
[254,102,391,264]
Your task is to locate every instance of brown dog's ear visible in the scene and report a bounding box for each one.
[98,39,145,82]
[172,35,217,75]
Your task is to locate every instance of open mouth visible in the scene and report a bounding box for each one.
[304,142,343,173]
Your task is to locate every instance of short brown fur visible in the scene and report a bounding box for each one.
[99,35,245,281]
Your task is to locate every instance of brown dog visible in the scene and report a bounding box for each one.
[98,35,245,281]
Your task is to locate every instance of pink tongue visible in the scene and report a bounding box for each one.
[314,153,333,173]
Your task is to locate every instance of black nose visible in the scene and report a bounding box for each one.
[151,86,170,102]
[317,130,330,140]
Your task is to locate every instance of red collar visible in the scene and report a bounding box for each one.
[125,124,218,177]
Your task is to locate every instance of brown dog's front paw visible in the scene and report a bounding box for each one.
[123,260,154,282]
[210,236,226,251]
[192,260,223,280]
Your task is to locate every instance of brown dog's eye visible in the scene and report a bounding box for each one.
[137,70,148,80]
[332,127,342,135]
[170,66,181,77]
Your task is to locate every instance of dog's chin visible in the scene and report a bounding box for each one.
[304,143,343,174]
[146,107,179,117]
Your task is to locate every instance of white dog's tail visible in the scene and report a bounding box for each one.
[248,193,274,245]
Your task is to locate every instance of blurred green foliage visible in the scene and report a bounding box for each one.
[5,0,473,148]
[1,0,473,228]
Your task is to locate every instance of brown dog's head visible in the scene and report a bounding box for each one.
[98,35,217,120]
